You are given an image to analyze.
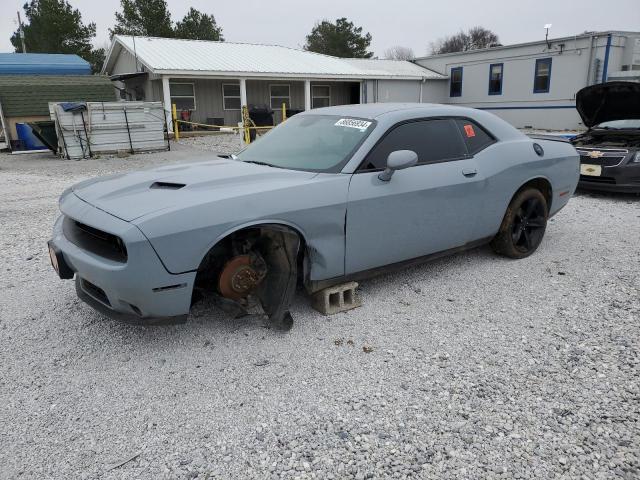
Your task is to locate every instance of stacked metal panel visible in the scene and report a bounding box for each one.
[50,101,169,159]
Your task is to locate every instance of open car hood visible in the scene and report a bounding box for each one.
[576,81,640,128]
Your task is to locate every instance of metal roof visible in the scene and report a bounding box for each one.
[104,36,441,80]
[415,30,640,60]
[343,58,446,79]
[0,53,91,75]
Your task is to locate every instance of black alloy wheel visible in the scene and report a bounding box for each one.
[511,196,547,253]
[491,188,548,259]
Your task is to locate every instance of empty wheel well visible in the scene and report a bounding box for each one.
[193,224,307,297]
[515,178,552,211]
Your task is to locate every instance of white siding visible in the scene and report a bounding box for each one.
[415,33,640,129]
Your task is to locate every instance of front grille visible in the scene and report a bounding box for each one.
[576,146,628,153]
[578,154,626,167]
[580,175,616,184]
[576,148,628,167]
[81,279,110,306]
[63,216,128,262]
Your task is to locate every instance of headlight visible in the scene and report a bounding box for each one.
[633,151,640,163]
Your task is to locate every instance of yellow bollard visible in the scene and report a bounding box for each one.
[282,102,287,122]
[242,105,251,144]
[172,103,179,140]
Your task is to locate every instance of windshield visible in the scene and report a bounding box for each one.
[594,119,640,130]
[236,115,375,172]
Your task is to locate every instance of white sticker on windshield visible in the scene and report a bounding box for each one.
[335,118,372,131]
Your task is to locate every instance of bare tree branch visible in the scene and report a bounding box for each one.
[430,26,500,55]
[384,46,415,61]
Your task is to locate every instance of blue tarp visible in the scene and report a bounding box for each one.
[0,53,91,75]
[60,102,87,112]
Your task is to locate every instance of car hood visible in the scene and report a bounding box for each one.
[72,159,318,222]
[576,81,640,128]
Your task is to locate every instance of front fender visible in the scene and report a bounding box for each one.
[135,173,351,281]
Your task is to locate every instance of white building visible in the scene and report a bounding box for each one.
[415,31,640,130]
[102,36,445,130]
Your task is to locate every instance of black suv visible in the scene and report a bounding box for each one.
[572,81,640,193]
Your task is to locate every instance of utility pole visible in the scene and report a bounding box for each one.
[17,11,26,53]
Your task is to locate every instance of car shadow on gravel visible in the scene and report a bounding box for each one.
[64,242,516,346]
[575,188,640,202]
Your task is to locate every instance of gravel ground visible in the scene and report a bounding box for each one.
[1,144,639,480]
[179,132,244,155]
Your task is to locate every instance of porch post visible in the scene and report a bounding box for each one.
[162,75,173,133]
[304,79,311,111]
[239,78,247,108]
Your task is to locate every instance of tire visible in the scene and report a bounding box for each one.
[491,188,548,259]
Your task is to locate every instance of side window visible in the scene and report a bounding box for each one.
[455,119,495,154]
[450,67,463,97]
[533,58,552,93]
[488,63,503,95]
[360,119,466,171]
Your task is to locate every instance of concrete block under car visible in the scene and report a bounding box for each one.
[311,282,362,315]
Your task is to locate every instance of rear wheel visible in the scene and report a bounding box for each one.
[491,188,548,259]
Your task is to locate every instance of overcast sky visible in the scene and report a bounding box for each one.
[2,0,639,56]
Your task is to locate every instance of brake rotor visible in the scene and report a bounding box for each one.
[218,255,264,301]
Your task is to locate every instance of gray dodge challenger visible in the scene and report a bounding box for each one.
[48,103,579,329]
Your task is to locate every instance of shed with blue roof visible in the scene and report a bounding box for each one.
[0,53,91,76]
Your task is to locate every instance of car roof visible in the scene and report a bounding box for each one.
[302,102,474,120]
[301,102,525,143]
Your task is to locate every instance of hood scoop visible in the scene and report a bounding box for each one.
[150,181,186,190]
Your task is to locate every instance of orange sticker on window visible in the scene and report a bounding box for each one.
[464,124,476,137]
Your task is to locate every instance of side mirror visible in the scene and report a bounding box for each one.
[378,150,418,181]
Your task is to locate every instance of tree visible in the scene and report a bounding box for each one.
[10,0,106,73]
[384,46,415,61]
[86,47,105,74]
[174,7,224,41]
[110,0,174,38]
[430,26,500,54]
[304,18,373,58]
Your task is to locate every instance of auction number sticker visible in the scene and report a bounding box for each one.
[335,118,372,131]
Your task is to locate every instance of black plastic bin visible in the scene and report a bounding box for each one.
[205,117,225,131]
[28,121,58,153]
[285,109,304,118]
[248,105,274,127]
[248,105,273,142]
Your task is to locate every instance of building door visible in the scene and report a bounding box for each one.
[349,83,360,104]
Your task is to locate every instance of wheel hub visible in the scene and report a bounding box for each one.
[218,255,265,301]
[512,198,546,252]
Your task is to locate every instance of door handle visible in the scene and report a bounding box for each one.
[462,168,477,177]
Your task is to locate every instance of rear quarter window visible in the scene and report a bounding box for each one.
[455,119,496,155]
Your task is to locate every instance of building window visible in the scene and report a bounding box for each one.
[312,85,331,109]
[488,63,503,95]
[169,82,196,110]
[533,58,552,93]
[449,67,463,97]
[270,84,291,110]
[222,83,241,110]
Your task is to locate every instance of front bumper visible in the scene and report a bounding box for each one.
[578,180,640,193]
[578,153,640,193]
[49,192,196,324]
